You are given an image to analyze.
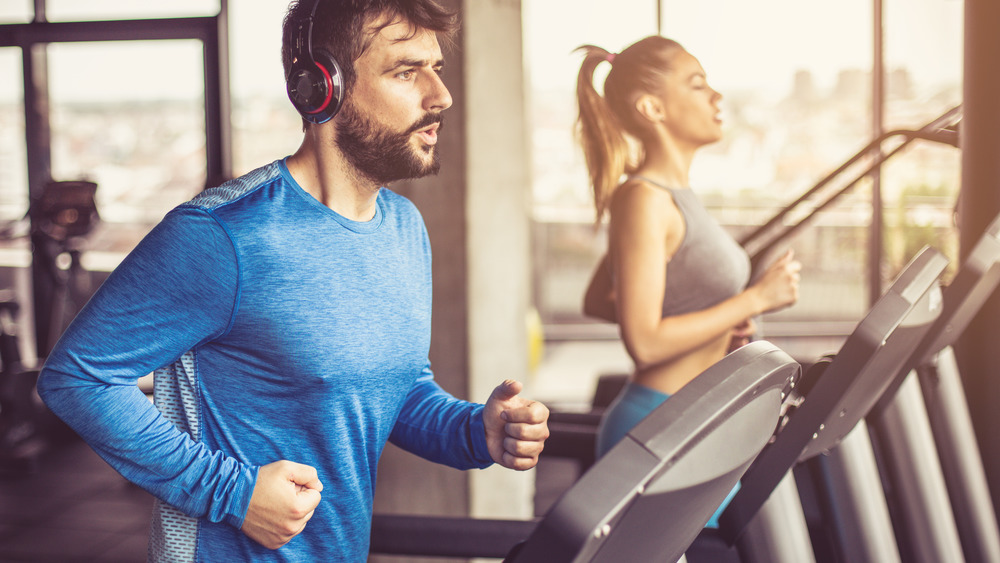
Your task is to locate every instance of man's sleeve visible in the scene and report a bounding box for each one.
[37,206,256,528]
[388,367,494,470]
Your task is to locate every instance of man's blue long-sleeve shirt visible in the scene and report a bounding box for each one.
[38,159,493,562]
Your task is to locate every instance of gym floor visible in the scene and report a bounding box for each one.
[0,437,562,563]
[0,435,750,562]
[0,436,153,562]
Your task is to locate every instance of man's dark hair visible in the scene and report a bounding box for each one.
[281,0,459,128]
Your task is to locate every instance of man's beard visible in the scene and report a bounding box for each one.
[334,102,443,186]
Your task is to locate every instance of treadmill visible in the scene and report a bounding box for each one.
[867,212,1000,563]
[711,245,949,563]
[370,340,800,562]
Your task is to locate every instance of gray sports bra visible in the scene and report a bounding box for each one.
[630,177,751,318]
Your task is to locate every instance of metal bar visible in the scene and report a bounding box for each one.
[32,0,45,23]
[370,514,537,558]
[22,44,50,202]
[656,0,662,36]
[814,421,901,563]
[867,371,965,563]
[22,43,52,358]
[869,0,885,306]
[957,0,1000,521]
[734,472,816,563]
[0,18,217,47]
[919,347,1000,563]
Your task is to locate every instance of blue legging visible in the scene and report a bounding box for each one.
[595,381,739,528]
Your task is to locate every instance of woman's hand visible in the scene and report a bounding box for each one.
[729,318,756,352]
[749,249,801,315]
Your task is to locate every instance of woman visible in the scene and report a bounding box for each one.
[575,36,801,526]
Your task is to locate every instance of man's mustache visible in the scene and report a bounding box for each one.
[406,113,444,135]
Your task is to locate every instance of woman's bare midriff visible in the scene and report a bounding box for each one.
[631,332,732,395]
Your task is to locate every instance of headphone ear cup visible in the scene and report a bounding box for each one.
[311,49,345,120]
[286,49,344,124]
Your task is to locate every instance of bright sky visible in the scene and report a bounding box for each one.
[0,0,964,103]
[526,0,963,97]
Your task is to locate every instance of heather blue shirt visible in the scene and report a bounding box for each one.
[38,159,493,562]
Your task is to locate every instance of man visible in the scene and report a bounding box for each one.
[37,1,550,561]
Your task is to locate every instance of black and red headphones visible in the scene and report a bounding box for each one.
[286,0,344,124]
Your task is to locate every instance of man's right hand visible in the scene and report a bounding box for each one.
[241,460,323,550]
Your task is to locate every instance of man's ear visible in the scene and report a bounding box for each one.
[634,93,664,124]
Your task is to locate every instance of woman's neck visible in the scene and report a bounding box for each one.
[638,139,695,188]
[634,162,690,189]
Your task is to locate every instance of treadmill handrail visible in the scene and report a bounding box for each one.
[741,105,961,270]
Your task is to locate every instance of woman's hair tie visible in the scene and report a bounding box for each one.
[606,52,617,64]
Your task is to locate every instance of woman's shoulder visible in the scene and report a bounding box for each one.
[608,179,685,243]
[609,177,680,217]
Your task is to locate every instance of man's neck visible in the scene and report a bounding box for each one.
[286,134,381,222]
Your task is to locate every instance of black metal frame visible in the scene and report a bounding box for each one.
[0,15,232,200]
[0,9,232,355]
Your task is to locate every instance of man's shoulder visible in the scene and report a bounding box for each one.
[187,160,285,211]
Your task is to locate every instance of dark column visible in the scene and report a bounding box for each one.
[204,9,233,186]
[23,42,54,358]
[956,0,1000,514]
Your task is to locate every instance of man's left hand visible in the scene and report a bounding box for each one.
[483,379,550,470]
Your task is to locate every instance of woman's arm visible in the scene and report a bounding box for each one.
[582,253,617,322]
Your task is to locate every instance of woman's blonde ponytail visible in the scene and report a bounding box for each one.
[575,46,629,222]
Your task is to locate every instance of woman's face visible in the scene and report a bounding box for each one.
[657,50,723,149]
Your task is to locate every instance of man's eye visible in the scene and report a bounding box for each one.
[397,70,415,80]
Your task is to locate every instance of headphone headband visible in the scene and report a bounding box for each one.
[298,0,321,63]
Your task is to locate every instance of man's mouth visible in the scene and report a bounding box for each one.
[409,113,444,147]
[415,123,440,146]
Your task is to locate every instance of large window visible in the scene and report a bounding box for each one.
[523,0,658,329]
[2,1,306,263]
[228,1,304,175]
[1,4,238,355]
[0,48,27,223]
[664,0,876,326]
[48,40,207,233]
[523,0,963,399]
[881,0,963,282]
[0,2,32,23]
